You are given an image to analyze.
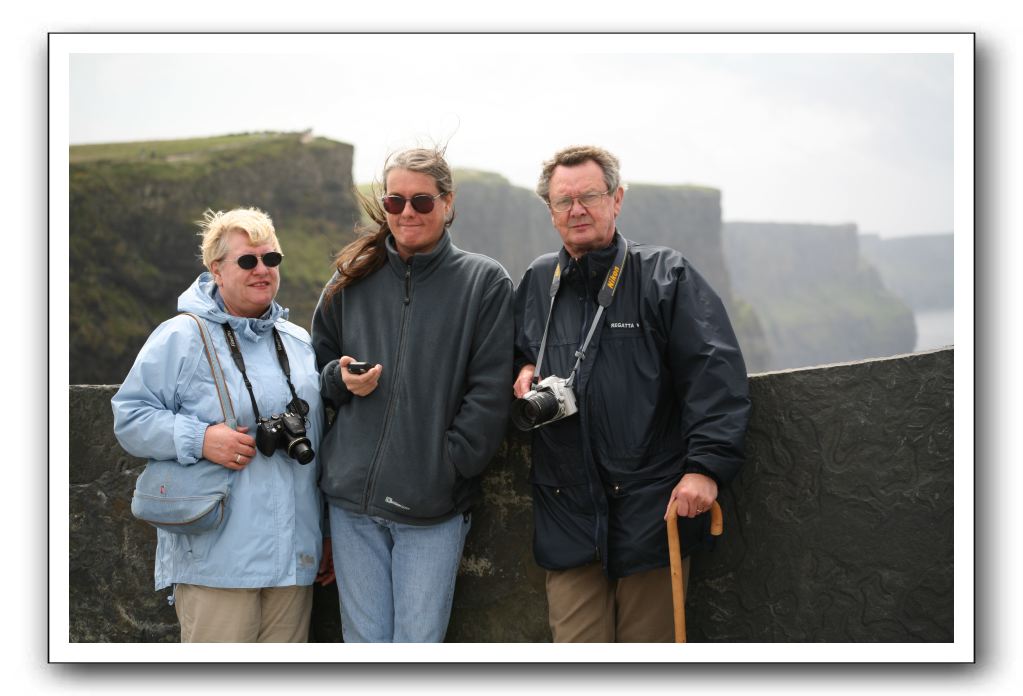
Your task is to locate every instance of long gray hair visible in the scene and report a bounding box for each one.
[326,147,455,298]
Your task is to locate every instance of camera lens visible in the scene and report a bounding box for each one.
[287,438,315,465]
[511,390,560,431]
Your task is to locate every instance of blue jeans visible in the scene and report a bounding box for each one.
[327,504,471,642]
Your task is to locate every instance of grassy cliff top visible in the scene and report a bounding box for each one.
[69,131,345,164]
[626,181,720,195]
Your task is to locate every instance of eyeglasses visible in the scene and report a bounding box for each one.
[381,193,445,215]
[233,252,283,270]
[549,190,610,213]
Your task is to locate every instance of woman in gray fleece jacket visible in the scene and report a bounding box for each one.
[311,147,514,642]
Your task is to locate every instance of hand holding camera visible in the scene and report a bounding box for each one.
[513,364,536,399]
[511,374,578,431]
[202,422,257,470]
[338,355,382,397]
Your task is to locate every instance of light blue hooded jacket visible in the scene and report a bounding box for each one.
[112,273,324,591]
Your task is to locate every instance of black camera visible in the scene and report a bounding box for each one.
[256,398,314,464]
[511,375,579,431]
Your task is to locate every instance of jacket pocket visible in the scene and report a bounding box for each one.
[531,481,598,569]
[528,423,587,486]
[189,534,218,565]
[374,442,458,519]
[171,528,216,563]
[132,491,225,534]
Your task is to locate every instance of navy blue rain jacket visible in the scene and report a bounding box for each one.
[513,233,750,579]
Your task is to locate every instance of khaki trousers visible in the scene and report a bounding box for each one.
[174,584,313,643]
[546,559,690,643]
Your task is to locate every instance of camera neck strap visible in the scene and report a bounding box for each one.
[533,233,628,388]
[221,324,301,421]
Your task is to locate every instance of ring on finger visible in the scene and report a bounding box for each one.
[235,453,241,464]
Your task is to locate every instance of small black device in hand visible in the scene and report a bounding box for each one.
[347,361,374,374]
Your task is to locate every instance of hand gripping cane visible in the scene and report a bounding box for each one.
[666,500,724,643]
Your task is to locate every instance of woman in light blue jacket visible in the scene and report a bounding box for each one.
[112,207,329,642]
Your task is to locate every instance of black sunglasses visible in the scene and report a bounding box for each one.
[234,251,283,270]
[381,193,444,215]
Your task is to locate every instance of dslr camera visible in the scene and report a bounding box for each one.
[511,375,578,431]
[256,397,315,464]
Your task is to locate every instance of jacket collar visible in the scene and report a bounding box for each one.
[567,231,622,299]
[177,272,287,341]
[385,229,453,281]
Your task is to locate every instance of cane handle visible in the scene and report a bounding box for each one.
[666,499,725,643]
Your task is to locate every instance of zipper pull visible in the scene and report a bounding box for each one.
[404,266,411,305]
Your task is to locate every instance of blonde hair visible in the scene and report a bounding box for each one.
[197,207,281,270]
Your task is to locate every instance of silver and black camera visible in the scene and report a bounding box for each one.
[511,375,578,431]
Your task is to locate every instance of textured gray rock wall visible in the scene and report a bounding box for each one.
[68,348,952,642]
[686,349,953,641]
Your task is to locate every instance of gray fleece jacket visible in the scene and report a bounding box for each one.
[311,231,513,525]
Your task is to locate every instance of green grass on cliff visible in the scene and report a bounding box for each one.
[69,132,314,164]
[70,131,360,384]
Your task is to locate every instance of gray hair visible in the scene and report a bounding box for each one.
[384,147,455,227]
[326,146,456,298]
[536,145,622,202]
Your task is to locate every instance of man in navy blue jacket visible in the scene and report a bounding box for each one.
[513,145,750,642]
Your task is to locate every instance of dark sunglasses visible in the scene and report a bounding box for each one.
[234,251,283,270]
[381,193,445,215]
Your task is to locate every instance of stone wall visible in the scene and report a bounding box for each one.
[68,348,953,642]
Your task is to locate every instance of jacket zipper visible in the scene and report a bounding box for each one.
[361,262,414,511]
[575,284,604,566]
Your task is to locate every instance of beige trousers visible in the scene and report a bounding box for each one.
[545,559,690,643]
[174,584,313,643]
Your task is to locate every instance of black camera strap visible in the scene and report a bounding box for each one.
[533,233,628,388]
[270,328,304,412]
[221,324,302,422]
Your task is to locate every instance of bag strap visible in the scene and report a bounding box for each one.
[181,313,237,430]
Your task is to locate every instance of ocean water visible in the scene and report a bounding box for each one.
[914,308,954,351]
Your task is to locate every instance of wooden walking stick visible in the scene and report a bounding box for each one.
[666,499,724,643]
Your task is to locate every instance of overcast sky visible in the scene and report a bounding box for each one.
[67,37,956,238]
